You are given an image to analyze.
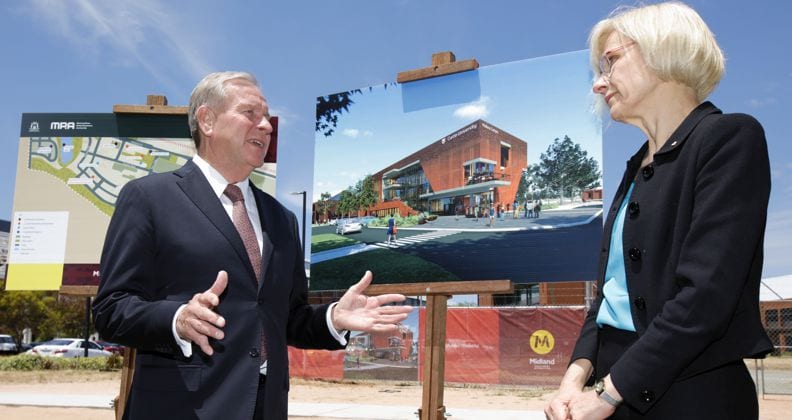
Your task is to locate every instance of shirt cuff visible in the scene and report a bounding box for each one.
[172,304,193,357]
[326,302,348,346]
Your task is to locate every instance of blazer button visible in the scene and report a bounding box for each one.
[628,202,640,216]
[642,165,654,180]
[249,348,260,358]
[640,389,655,403]
[634,296,646,310]
[628,247,642,261]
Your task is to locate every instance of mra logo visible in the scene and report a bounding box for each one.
[50,121,75,130]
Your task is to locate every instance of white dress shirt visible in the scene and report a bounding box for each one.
[171,156,346,372]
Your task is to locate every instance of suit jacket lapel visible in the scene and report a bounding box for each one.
[175,160,258,281]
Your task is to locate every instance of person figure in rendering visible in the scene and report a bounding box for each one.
[488,205,495,227]
[545,3,772,419]
[387,214,396,245]
[93,71,413,420]
[533,201,541,218]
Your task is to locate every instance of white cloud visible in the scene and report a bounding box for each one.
[339,128,372,138]
[748,97,778,108]
[22,0,211,91]
[453,96,491,119]
[343,128,360,138]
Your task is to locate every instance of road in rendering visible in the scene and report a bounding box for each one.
[312,207,602,284]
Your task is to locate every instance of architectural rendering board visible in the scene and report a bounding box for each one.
[311,50,604,290]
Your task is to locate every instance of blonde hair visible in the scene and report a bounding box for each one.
[589,1,724,102]
[188,71,258,148]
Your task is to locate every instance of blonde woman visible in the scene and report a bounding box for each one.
[546,2,772,419]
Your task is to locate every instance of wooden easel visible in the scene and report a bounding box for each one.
[360,51,511,420]
[365,280,511,420]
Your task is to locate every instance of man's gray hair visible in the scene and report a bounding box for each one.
[188,71,258,148]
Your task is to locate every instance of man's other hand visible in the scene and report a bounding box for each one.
[176,270,228,355]
[332,270,413,333]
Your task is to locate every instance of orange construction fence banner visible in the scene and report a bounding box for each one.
[288,346,345,380]
[288,306,585,385]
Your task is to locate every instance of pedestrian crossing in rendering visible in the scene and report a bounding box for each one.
[371,229,462,249]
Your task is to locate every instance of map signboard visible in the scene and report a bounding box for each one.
[6,113,277,290]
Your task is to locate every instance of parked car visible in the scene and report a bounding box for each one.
[336,219,363,235]
[20,341,41,353]
[26,338,112,358]
[0,334,18,355]
[96,340,124,355]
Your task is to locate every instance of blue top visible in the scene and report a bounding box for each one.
[387,217,395,234]
[597,182,636,332]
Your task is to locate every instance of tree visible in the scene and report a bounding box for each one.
[48,296,90,340]
[535,136,601,203]
[337,189,356,218]
[316,192,332,223]
[515,164,542,202]
[0,291,54,346]
[0,290,89,346]
[316,90,362,137]
[355,175,377,216]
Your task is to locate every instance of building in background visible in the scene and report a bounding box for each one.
[367,120,528,217]
[760,275,792,354]
[0,219,9,280]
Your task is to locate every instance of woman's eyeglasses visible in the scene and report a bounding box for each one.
[598,41,636,77]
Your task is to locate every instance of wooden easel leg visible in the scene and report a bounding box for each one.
[115,347,136,419]
[420,295,448,420]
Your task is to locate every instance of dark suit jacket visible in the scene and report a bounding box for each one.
[93,160,345,419]
[570,102,773,413]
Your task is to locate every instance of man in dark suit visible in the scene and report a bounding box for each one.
[93,71,412,420]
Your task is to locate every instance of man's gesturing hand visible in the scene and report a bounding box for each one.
[176,270,228,355]
[332,270,413,333]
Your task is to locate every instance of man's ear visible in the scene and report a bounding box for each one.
[196,105,215,138]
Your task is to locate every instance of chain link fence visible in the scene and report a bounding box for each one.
[758,300,792,396]
[307,284,792,394]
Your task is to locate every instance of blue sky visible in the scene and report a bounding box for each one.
[1,0,790,277]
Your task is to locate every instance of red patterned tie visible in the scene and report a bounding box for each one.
[223,184,267,362]
[224,184,262,280]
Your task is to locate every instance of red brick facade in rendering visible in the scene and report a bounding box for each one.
[367,119,528,217]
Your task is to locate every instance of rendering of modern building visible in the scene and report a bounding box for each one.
[367,119,528,217]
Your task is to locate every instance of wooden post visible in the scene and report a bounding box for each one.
[364,280,513,420]
[423,294,449,419]
[115,347,136,418]
[397,51,478,84]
